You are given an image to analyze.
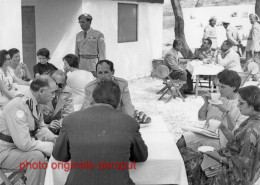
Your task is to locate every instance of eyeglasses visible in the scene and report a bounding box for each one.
[56,83,65,89]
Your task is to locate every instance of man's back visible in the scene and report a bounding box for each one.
[53,105,148,185]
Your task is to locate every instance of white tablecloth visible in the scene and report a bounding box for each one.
[186,60,224,79]
[44,116,188,185]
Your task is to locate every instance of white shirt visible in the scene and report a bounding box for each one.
[217,48,243,72]
[66,69,94,105]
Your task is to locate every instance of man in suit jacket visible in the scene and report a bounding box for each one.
[42,70,74,134]
[75,13,106,76]
[53,80,148,185]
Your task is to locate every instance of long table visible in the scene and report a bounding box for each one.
[44,116,188,185]
[186,60,224,98]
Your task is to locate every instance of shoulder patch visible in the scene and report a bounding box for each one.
[100,37,105,42]
[123,86,129,93]
[16,110,25,119]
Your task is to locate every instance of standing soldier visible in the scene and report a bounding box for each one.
[75,13,106,77]
[203,16,218,50]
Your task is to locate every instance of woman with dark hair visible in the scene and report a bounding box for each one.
[180,85,260,185]
[63,54,94,105]
[0,50,23,108]
[33,48,57,77]
[177,69,247,150]
[7,48,32,81]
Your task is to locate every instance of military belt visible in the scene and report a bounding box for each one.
[247,38,252,40]
[0,132,14,143]
[80,55,98,59]
[208,37,217,39]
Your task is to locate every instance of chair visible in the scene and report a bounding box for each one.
[154,64,186,102]
[0,168,26,185]
[239,61,260,87]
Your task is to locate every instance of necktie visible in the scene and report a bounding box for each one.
[84,31,87,39]
[52,96,58,109]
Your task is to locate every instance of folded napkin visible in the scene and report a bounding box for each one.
[201,154,222,177]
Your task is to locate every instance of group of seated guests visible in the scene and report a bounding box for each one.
[0,47,151,185]
[177,69,260,185]
[164,38,244,96]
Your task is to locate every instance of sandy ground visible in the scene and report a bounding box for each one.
[129,76,205,141]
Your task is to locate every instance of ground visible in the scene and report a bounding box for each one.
[129,76,260,184]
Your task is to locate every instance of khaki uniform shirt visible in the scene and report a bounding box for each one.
[0,89,55,163]
[203,25,218,49]
[194,48,216,60]
[83,77,135,116]
[42,86,74,124]
[246,22,260,52]
[75,28,106,72]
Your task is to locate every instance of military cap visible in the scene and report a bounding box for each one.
[78,13,93,21]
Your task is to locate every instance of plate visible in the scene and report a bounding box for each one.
[198,146,215,153]
[181,126,219,138]
[208,99,223,105]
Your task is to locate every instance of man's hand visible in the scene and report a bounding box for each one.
[49,120,61,130]
[134,110,151,124]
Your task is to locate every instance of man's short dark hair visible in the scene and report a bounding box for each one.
[172,39,182,48]
[63,54,79,69]
[51,70,67,82]
[0,50,9,67]
[92,80,121,109]
[204,38,212,46]
[96,60,114,72]
[223,40,232,48]
[8,48,19,59]
[30,75,54,92]
[37,48,50,59]
[217,69,241,92]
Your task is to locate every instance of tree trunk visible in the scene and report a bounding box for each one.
[171,0,194,59]
[256,0,260,18]
[195,0,204,7]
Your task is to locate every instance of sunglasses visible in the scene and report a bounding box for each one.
[56,83,65,89]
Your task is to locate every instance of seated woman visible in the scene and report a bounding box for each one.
[63,54,94,105]
[180,85,260,185]
[33,48,57,77]
[177,69,247,150]
[7,48,32,81]
[0,50,23,108]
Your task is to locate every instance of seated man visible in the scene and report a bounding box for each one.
[163,39,193,94]
[53,79,148,185]
[83,60,150,123]
[0,75,56,185]
[217,40,243,72]
[193,38,216,60]
[42,70,74,134]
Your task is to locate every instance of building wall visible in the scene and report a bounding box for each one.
[20,0,163,80]
[82,0,163,79]
[0,0,22,55]
[22,0,82,70]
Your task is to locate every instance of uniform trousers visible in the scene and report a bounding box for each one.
[1,149,46,185]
